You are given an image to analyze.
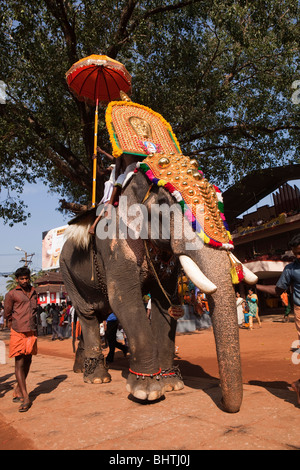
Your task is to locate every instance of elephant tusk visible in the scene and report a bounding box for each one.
[179,255,217,294]
[230,253,258,285]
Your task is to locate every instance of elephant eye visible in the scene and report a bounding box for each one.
[157,192,170,206]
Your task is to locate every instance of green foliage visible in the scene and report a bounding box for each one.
[0,0,299,223]
[5,273,17,291]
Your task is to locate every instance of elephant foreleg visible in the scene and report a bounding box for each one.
[150,296,184,393]
[78,313,111,384]
[107,276,165,401]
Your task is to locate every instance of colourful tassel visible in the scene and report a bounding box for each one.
[230,266,240,284]
[228,253,245,284]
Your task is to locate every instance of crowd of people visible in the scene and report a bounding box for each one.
[183,289,210,317]
[0,298,75,341]
[232,208,300,235]
[179,272,208,312]
[178,273,212,330]
[37,302,74,340]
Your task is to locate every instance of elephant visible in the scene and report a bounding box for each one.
[60,159,257,413]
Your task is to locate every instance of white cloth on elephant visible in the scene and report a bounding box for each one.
[99,165,116,204]
[115,162,137,188]
[98,162,137,205]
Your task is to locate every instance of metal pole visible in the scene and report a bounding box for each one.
[92,98,99,207]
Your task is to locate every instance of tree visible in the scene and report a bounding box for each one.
[5,273,18,292]
[0,0,299,225]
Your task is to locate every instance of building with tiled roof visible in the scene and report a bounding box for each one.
[35,271,68,306]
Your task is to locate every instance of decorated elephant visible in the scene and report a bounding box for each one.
[60,96,257,413]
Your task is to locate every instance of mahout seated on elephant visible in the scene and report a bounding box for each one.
[60,155,257,413]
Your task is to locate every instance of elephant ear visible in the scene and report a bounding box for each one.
[137,154,233,251]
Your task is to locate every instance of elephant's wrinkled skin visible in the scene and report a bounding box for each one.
[60,171,243,412]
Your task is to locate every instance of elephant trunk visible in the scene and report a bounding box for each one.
[171,217,244,412]
[194,246,243,413]
[210,288,243,413]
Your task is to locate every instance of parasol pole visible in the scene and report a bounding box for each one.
[92,98,99,207]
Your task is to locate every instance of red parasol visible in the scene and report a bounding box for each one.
[66,54,132,104]
[66,55,132,206]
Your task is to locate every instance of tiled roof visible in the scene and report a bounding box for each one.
[35,272,63,285]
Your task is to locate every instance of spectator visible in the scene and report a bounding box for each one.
[143,294,151,322]
[281,291,292,322]
[100,321,107,348]
[64,302,72,338]
[189,289,197,313]
[0,303,4,330]
[50,303,62,341]
[4,267,37,412]
[276,234,300,344]
[59,304,67,339]
[236,292,245,327]
[275,234,300,405]
[242,301,250,329]
[40,308,48,335]
[198,291,209,313]
[195,292,204,317]
[247,288,262,329]
[105,312,128,364]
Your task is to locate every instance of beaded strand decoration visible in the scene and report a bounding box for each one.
[136,154,233,251]
[129,368,161,380]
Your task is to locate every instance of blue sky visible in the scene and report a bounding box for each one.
[0,182,68,296]
[0,178,299,297]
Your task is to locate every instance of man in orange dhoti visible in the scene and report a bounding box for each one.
[4,267,38,412]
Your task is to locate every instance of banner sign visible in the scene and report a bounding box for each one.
[42,225,68,270]
[236,214,286,237]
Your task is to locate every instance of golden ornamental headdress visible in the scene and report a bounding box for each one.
[105,94,181,159]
